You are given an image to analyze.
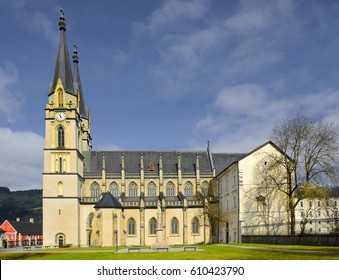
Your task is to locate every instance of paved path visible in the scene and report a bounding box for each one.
[0,246,204,254]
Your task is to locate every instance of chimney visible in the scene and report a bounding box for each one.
[16,218,20,222]
[29,218,34,223]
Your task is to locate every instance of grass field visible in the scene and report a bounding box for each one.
[1,243,339,260]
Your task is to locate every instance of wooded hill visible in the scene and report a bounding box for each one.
[0,187,42,223]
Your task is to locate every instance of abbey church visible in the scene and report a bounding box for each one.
[43,12,292,248]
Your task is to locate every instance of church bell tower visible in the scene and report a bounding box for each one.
[42,10,91,247]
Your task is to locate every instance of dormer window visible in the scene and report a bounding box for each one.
[148,162,155,172]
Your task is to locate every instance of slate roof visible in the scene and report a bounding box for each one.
[212,153,247,175]
[94,192,123,209]
[7,221,42,234]
[84,151,209,175]
[83,150,247,177]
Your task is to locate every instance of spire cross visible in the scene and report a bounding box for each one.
[73,44,79,63]
[59,8,66,31]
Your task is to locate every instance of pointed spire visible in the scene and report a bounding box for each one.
[72,44,88,118]
[50,9,74,95]
[207,140,215,175]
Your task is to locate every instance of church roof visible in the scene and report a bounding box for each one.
[50,10,75,95]
[83,150,247,176]
[94,192,123,209]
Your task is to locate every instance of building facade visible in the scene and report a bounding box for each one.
[0,219,42,248]
[42,12,242,247]
[43,13,338,248]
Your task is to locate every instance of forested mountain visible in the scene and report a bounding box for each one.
[0,187,42,223]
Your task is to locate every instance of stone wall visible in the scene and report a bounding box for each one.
[242,234,339,246]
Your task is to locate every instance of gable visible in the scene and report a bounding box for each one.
[0,220,16,233]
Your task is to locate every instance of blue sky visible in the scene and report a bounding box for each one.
[1,0,339,190]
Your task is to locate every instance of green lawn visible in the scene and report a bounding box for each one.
[1,244,339,260]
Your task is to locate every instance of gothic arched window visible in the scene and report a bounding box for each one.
[90,182,100,197]
[57,126,65,148]
[147,182,157,197]
[128,182,138,197]
[184,181,193,197]
[192,217,199,234]
[171,217,179,234]
[201,181,209,196]
[58,90,64,107]
[128,218,136,235]
[109,182,119,197]
[166,182,175,196]
[149,218,157,235]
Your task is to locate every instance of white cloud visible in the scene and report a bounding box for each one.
[0,64,24,123]
[225,7,272,33]
[195,84,339,153]
[95,143,124,151]
[0,128,44,190]
[4,0,58,46]
[135,0,209,34]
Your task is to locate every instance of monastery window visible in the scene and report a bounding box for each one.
[109,182,119,197]
[233,196,236,208]
[171,218,179,235]
[166,182,175,196]
[318,200,321,207]
[232,175,236,189]
[57,126,65,148]
[192,217,199,234]
[90,182,101,197]
[309,201,312,208]
[147,182,157,197]
[128,182,138,197]
[149,218,157,235]
[256,195,266,212]
[128,218,136,235]
[184,182,193,197]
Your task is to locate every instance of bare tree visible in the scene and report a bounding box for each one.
[248,159,289,235]
[270,114,338,235]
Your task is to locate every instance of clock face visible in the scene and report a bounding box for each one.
[55,112,66,121]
